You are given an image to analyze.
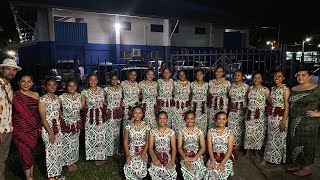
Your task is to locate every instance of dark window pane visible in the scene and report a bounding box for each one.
[195,27,206,34]
[151,24,163,32]
[123,22,131,30]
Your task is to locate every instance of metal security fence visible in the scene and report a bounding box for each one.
[30,47,290,93]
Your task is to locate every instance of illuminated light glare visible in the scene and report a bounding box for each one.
[7,50,16,56]
[266,41,271,45]
[305,37,311,42]
[114,23,121,31]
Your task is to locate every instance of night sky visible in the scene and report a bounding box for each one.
[1,0,320,46]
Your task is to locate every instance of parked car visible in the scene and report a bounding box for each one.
[121,59,148,81]
[172,60,210,81]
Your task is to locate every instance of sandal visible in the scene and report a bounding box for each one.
[293,170,311,177]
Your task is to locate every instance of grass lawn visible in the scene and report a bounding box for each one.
[5,131,125,180]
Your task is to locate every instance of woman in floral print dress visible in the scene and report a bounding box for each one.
[208,66,231,129]
[123,106,150,180]
[206,112,234,180]
[104,74,123,157]
[59,79,82,172]
[157,67,174,128]
[191,70,208,135]
[121,70,140,129]
[261,70,290,166]
[38,78,64,179]
[139,68,158,128]
[81,74,107,166]
[172,70,191,134]
[148,111,177,180]
[228,70,249,149]
[243,72,270,159]
[178,111,207,180]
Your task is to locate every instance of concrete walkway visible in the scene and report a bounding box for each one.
[230,139,320,180]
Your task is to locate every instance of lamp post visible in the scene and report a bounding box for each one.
[114,16,121,65]
[301,37,311,62]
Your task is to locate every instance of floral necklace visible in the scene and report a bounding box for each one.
[132,121,144,130]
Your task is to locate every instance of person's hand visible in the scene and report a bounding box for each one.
[208,160,216,169]
[126,155,132,164]
[184,160,192,169]
[48,133,56,144]
[189,156,198,162]
[153,158,162,167]
[166,161,175,170]
[279,121,286,132]
[141,152,147,162]
[218,162,225,172]
[306,110,320,118]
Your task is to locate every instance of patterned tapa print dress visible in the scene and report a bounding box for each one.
[139,81,158,128]
[59,93,82,166]
[121,81,140,128]
[157,79,174,127]
[263,85,289,164]
[228,83,248,146]
[40,95,63,178]
[104,86,123,156]
[179,127,207,180]
[208,79,231,129]
[172,81,191,134]
[206,128,234,180]
[81,87,107,160]
[123,122,150,180]
[191,81,209,135]
[244,86,267,150]
[287,85,320,165]
[148,128,177,180]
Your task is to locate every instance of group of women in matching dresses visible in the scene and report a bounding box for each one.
[13,64,319,180]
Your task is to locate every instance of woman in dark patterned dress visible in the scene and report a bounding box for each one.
[287,67,320,177]
[12,73,40,180]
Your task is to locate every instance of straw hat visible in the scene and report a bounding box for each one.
[0,58,22,71]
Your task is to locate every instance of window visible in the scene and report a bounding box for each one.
[171,25,179,33]
[54,16,84,23]
[151,24,163,32]
[122,22,131,30]
[195,27,206,34]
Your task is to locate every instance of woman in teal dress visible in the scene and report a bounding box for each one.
[287,67,320,177]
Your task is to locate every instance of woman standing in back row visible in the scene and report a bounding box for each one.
[157,67,174,128]
[121,70,140,128]
[59,79,82,172]
[140,68,158,128]
[81,74,107,166]
[228,70,249,149]
[208,66,231,129]
[104,74,123,158]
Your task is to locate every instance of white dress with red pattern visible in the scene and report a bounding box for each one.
[172,81,191,134]
[263,84,288,164]
[148,128,177,179]
[191,81,209,135]
[139,81,158,128]
[244,86,267,150]
[228,83,248,146]
[208,79,231,129]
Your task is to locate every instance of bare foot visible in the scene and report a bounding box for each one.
[95,160,106,166]
[67,164,77,172]
[259,160,267,167]
[286,164,301,171]
[292,170,311,177]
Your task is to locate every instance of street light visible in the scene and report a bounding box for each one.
[266,40,276,50]
[302,37,311,53]
[301,37,311,62]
